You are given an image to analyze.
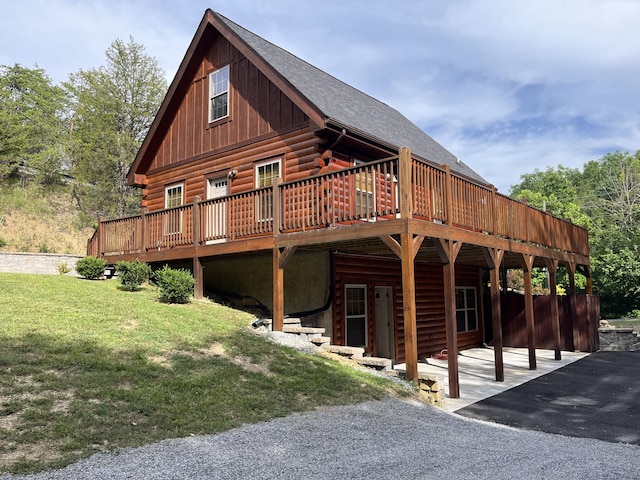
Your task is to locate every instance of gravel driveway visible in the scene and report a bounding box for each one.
[3,398,638,479]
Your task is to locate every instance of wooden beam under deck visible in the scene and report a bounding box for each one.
[483,247,505,382]
[520,254,537,370]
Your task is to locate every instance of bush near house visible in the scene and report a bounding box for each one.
[115,259,151,291]
[75,256,107,280]
[153,265,195,303]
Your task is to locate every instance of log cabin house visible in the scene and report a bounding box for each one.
[87,9,598,397]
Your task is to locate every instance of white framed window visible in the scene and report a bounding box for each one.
[208,65,229,123]
[345,284,367,347]
[164,183,184,235]
[255,158,281,221]
[456,287,478,333]
[256,159,281,188]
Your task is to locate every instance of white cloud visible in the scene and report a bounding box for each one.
[2,0,639,192]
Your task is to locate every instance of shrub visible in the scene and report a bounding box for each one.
[115,260,151,291]
[153,265,194,304]
[57,262,72,275]
[38,243,52,253]
[75,256,107,280]
[0,237,6,248]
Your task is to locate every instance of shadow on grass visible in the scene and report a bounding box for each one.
[0,330,397,474]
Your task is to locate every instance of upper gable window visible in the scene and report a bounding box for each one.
[208,65,230,123]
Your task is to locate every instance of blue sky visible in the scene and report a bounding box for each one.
[2,0,639,192]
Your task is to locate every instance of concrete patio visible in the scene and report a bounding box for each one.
[395,347,589,412]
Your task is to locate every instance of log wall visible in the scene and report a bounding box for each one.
[332,253,483,361]
[143,128,320,212]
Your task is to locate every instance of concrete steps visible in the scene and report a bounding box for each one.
[255,317,394,374]
[354,356,393,372]
[321,344,364,359]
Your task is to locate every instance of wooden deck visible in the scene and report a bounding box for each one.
[88,152,589,266]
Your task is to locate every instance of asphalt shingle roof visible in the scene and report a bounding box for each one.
[216,12,487,185]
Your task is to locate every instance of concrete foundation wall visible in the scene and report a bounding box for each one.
[203,251,332,323]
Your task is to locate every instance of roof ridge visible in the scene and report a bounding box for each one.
[214,12,397,112]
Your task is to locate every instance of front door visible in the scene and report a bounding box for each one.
[205,176,228,243]
[375,286,394,359]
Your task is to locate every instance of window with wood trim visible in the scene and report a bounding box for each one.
[208,65,229,123]
[456,287,478,333]
[345,284,367,347]
[164,183,183,235]
[354,160,375,218]
[255,158,281,221]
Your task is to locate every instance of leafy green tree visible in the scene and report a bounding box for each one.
[510,151,640,317]
[67,37,166,221]
[509,165,588,225]
[579,151,640,316]
[0,64,69,184]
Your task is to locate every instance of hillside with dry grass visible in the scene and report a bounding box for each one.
[0,183,94,255]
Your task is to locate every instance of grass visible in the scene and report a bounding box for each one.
[0,274,412,475]
[607,319,640,330]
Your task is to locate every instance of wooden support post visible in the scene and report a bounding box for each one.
[584,265,593,295]
[578,264,595,351]
[272,247,285,332]
[399,147,412,219]
[193,256,204,300]
[436,239,462,398]
[400,231,418,382]
[483,247,505,382]
[544,258,561,360]
[520,254,537,370]
[190,197,203,300]
[379,230,422,382]
[567,262,579,351]
[272,246,296,332]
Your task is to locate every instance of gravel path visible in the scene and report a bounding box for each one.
[3,398,639,480]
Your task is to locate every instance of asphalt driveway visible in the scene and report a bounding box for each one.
[457,350,640,445]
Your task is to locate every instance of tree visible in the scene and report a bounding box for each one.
[509,151,640,317]
[579,151,640,317]
[509,165,589,226]
[0,64,69,184]
[67,37,166,221]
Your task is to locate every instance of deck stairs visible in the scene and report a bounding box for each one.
[258,317,393,372]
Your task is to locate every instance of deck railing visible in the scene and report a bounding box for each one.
[87,153,590,258]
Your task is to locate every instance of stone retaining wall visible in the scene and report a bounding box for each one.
[0,252,83,275]
[598,327,640,351]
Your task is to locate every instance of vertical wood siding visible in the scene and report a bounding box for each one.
[332,254,483,362]
[149,31,308,172]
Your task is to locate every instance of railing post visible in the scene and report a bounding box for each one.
[140,208,148,253]
[522,199,529,244]
[546,210,553,248]
[273,178,282,236]
[97,216,105,257]
[442,164,452,225]
[193,196,201,246]
[487,185,495,235]
[399,147,412,219]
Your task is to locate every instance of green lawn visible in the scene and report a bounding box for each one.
[0,274,411,474]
